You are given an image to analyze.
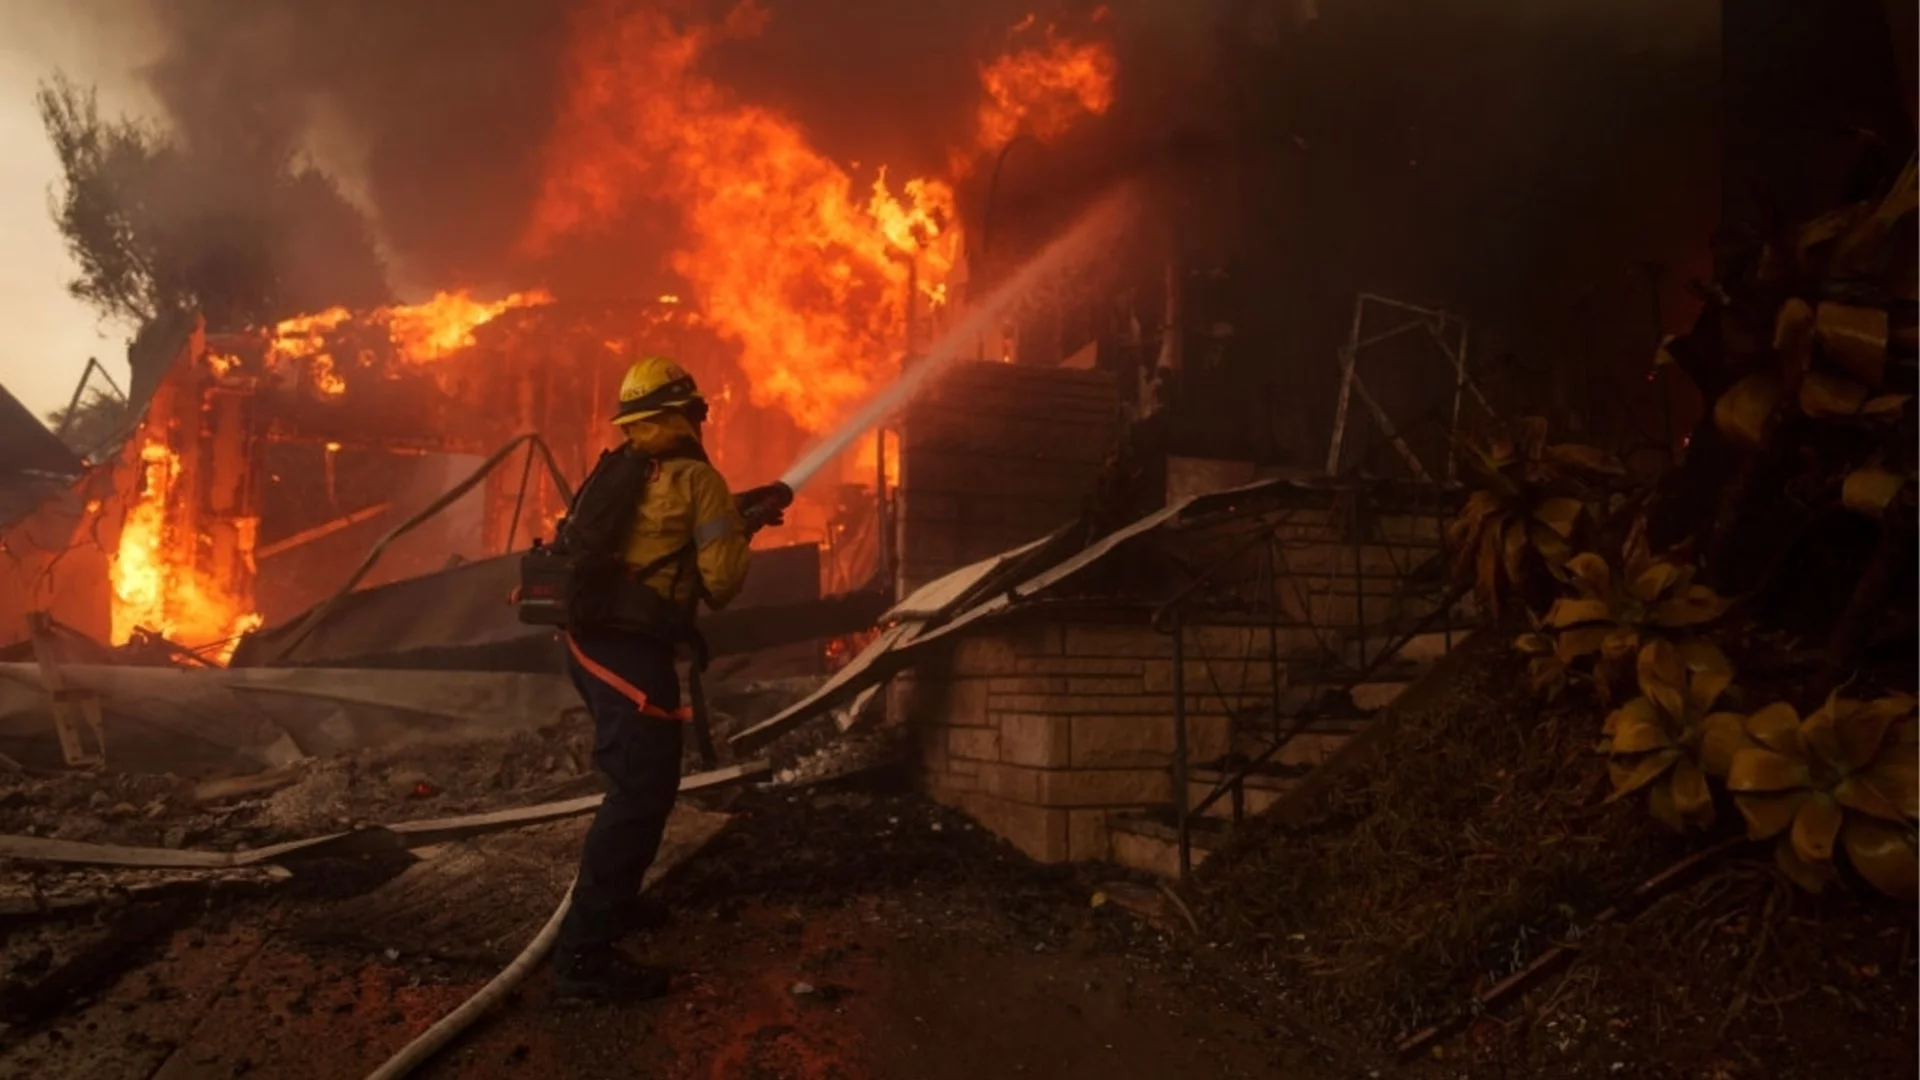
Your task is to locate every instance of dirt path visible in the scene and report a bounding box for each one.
[422,896,1281,1080]
[0,789,1304,1080]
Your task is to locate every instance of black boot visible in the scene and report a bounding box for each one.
[552,949,675,1003]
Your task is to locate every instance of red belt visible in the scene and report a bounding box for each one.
[564,633,694,722]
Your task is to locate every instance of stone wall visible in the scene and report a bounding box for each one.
[899,617,1301,863]
[895,490,1451,865]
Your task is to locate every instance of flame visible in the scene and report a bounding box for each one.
[384,288,555,364]
[311,354,348,397]
[974,17,1117,152]
[269,307,352,364]
[110,442,260,663]
[266,289,553,398]
[524,1,957,436]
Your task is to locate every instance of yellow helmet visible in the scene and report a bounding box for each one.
[612,355,707,426]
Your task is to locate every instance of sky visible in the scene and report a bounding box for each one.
[0,1,156,422]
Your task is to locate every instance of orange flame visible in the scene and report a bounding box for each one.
[524,1,957,437]
[384,288,556,364]
[266,289,553,398]
[974,17,1117,152]
[110,442,261,662]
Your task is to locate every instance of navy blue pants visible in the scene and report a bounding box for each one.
[555,630,685,957]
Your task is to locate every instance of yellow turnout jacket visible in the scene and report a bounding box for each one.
[617,412,751,616]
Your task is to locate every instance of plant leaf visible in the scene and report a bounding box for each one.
[1833,695,1909,771]
[1702,712,1756,777]
[1564,553,1613,601]
[1635,639,1686,719]
[1532,496,1584,539]
[1670,757,1713,822]
[1546,597,1612,629]
[1554,627,1610,663]
[1603,697,1657,738]
[1629,561,1682,603]
[1714,373,1781,448]
[1648,775,1684,832]
[1620,516,1650,574]
[1453,489,1501,532]
[1476,519,1503,620]
[1600,629,1640,661]
[1835,775,1908,822]
[1796,203,1868,258]
[1515,417,1549,463]
[1502,518,1529,597]
[1801,700,1845,767]
[1861,393,1913,418]
[1594,657,1624,706]
[1514,632,1552,656]
[1800,370,1870,418]
[1736,790,1807,840]
[1527,656,1568,699]
[1612,710,1676,754]
[1653,585,1731,628]
[1529,523,1572,572]
[1606,749,1679,800]
[1791,793,1843,863]
[1842,465,1909,519]
[1676,637,1733,711]
[1856,742,1919,821]
[1774,833,1835,894]
[1744,702,1805,756]
[1814,302,1890,387]
[1773,297,1816,380]
[1842,819,1919,900]
[1728,747,1811,795]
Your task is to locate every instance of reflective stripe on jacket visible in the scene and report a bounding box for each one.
[617,413,751,614]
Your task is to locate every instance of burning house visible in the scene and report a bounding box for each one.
[1,0,1677,869]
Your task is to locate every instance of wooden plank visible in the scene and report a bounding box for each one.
[192,763,310,804]
[0,761,771,869]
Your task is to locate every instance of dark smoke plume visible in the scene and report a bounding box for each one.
[120,0,1072,295]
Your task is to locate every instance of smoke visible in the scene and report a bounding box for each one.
[118,0,571,293]
[94,0,1110,298]
[72,0,1730,420]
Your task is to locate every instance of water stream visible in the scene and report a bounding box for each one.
[776,185,1140,492]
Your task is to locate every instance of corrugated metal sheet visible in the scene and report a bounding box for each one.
[729,478,1302,752]
[0,385,82,479]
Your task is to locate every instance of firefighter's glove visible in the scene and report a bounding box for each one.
[735,482,794,534]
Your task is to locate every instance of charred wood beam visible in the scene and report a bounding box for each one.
[255,503,392,560]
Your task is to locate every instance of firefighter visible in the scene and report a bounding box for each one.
[551,354,781,1001]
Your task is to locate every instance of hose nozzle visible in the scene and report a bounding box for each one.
[737,482,795,533]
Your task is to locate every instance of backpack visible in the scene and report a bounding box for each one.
[517,444,696,636]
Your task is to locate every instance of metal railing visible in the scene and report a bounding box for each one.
[1149,480,1463,880]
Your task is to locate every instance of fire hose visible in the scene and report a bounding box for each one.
[364,883,573,1080]
[362,188,1135,1080]
[365,488,794,1080]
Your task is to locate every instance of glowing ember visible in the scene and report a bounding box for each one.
[973,16,1117,152]
[110,442,261,662]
